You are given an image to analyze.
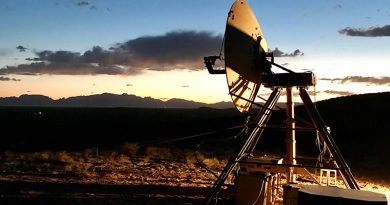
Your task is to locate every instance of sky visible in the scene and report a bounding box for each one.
[1,0,390,104]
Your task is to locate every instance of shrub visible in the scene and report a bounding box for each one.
[145,146,172,159]
[185,151,197,169]
[117,154,131,163]
[83,149,93,158]
[202,157,220,170]
[55,151,74,163]
[122,142,140,157]
[3,151,16,160]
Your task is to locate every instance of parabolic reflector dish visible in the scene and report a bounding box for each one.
[224,0,269,113]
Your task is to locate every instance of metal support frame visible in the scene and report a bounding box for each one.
[203,87,359,204]
[286,87,296,183]
[299,88,359,189]
[204,88,281,205]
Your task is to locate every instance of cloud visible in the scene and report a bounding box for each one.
[333,4,342,9]
[77,1,90,6]
[338,25,390,37]
[0,30,222,76]
[0,76,21,81]
[268,48,304,57]
[0,48,12,56]
[304,90,354,96]
[1,47,139,75]
[322,90,354,96]
[16,45,27,52]
[320,76,390,85]
[0,61,136,76]
[117,30,222,71]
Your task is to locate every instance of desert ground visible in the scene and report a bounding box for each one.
[0,145,388,205]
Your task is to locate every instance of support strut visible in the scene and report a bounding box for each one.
[299,88,359,190]
[203,88,281,204]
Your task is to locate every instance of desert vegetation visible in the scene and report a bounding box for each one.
[0,143,229,187]
[0,142,389,204]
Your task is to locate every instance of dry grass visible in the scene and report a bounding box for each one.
[1,145,223,180]
[145,146,172,159]
[121,142,140,157]
[55,151,74,163]
[1,146,389,203]
[202,157,220,170]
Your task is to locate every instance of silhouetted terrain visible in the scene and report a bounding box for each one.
[0,107,245,151]
[0,92,389,181]
[0,93,233,109]
[296,92,390,180]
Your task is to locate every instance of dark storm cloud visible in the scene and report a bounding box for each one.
[1,30,222,75]
[338,25,390,37]
[0,62,133,76]
[0,47,139,75]
[0,76,21,81]
[16,45,27,52]
[118,30,222,70]
[268,48,304,57]
[320,76,390,85]
[36,50,80,62]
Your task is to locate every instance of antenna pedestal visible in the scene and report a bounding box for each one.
[286,86,296,183]
[203,86,360,204]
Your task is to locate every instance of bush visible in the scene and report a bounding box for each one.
[55,151,74,163]
[122,143,140,157]
[145,146,172,159]
[202,157,220,170]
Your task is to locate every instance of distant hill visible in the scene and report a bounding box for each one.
[294,92,390,180]
[0,93,234,109]
[299,92,390,151]
[0,92,389,180]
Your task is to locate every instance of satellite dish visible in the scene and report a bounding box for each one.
[203,1,360,204]
[225,0,270,113]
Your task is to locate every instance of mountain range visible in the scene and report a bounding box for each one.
[0,93,234,109]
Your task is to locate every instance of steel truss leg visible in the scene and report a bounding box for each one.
[204,88,281,205]
[299,88,359,189]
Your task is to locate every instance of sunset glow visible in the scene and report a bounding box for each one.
[1,0,390,104]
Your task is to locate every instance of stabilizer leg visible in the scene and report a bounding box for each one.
[299,88,359,189]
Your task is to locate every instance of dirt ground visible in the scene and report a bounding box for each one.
[0,149,388,205]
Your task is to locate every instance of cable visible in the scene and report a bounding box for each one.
[251,174,268,205]
[219,35,225,60]
[140,125,244,146]
[195,125,247,179]
[255,94,314,128]
[316,130,333,168]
